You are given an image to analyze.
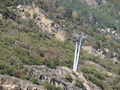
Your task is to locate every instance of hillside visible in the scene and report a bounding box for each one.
[0,0,120,90]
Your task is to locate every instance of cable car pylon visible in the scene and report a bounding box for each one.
[73,32,86,72]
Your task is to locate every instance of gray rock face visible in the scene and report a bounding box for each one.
[0,75,46,90]
[25,65,102,90]
[0,65,102,90]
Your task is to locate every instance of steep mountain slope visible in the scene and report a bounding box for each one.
[0,0,120,90]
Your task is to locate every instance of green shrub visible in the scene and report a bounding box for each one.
[81,65,105,80]
[75,79,83,88]
[30,77,39,84]
[21,74,30,80]
[33,13,37,19]
[21,69,30,80]
[72,71,78,78]
[46,58,59,69]
[64,74,73,82]
[89,77,110,90]
[44,83,62,90]
[0,62,14,75]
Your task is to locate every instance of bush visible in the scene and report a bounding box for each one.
[0,61,14,75]
[21,69,30,80]
[81,65,105,80]
[75,79,84,88]
[33,13,37,19]
[21,74,30,80]
[46,58,59,69]
[30,77,39,84]
[44,83,62,90]
[89,77,109,90]
[64,74,73,83]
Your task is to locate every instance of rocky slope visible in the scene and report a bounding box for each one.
[25,65,101,90]
[16,4,66,41]
[0,65,102,90]
[0,75,46,90]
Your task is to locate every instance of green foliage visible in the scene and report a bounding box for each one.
[54,0,120,60]
[72,71,78,78]
[0,61,14,75]
[0,8,9,19]
[0,0,13,7]
[75,79,83,88]
[81,65,105,80]
[0,1,120,89]
[46,58,59,69]
[30,77,39,84]
[19,69,30,80]
[90,77,109,90]
[13,0,32,6]
[21,74,30,80]
[64,74,73,82]
[44,83,63,90]
[33,13,37,19]
[0,7,16,20]
[81,62,120,90]
[0,16,74,77]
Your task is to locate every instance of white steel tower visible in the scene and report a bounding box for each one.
[73,32,86,72]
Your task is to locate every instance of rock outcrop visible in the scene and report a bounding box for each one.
[16,5,66,41]
[17,5,41,19]
[35,13,66,41]
[82,46,105,59]
[25,65,102,90]
[0,75,46,90]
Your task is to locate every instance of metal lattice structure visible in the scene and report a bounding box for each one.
[73,32,86,72]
